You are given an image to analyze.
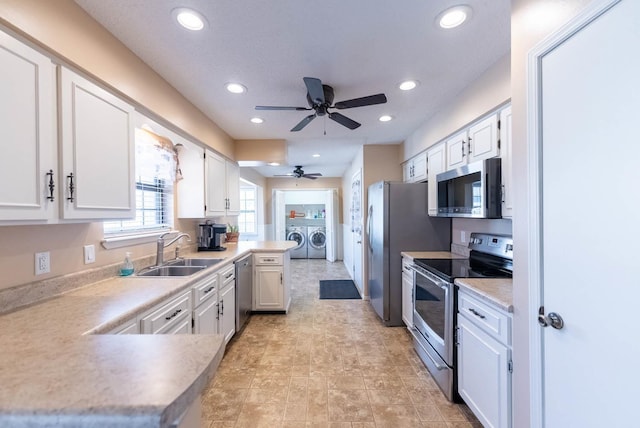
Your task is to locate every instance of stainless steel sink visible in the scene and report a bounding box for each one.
[136,265,205,277]
[165,258,224,268]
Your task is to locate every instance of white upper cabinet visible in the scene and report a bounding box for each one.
[499,106,513,218]
[445,130,468,170]
[445,114,500,171]
[468,115,500,164]
[427,142,446,216]
[59,67,135,220]
[205,150,240,217]
[0,31,56,222]
[403,151,427,183]
[176,139,205,219]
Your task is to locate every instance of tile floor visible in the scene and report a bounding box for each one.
[202,259,481,427]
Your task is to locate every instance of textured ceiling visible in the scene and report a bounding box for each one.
[75,0,510,178]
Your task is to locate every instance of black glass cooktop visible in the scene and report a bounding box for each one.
[414,252,513,282]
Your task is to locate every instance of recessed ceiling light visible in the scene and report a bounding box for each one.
[437,5,472,29]
[399,80,418,91]
[172,8,207,31]
[225,82,247,94]
[250,117,264,124]
[379,115,393,122]
[268,162,280,166]
[312,153,321,158]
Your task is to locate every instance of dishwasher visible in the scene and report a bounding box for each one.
[234,255,253,332]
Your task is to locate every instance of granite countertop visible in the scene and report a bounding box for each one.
[0,240,295,427]
[401,251,467,261]
[455,278,513,313]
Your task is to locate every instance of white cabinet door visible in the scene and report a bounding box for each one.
[468,114,499,164]
[166,315,193,334]
[458,315,511,428]
[219,282,236,344]
[411,152,427,182]
[402,161,412,182]
[445,130,468,170]
[401,260,413,329]
[499,106,513,218]
[0,31,56,222]
[193,295,218,335]
[254,266,284,310]
[226,161,240,216]
[427,143,446,216]
[59,67,135,220]
[176,139,205,218]
[205,150,226,217]
[109,319,139,335]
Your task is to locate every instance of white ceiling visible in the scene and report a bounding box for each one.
[74,0,510,178]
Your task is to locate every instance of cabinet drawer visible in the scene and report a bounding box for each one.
[219,264,235,287]
[192,275,218,307]
[141,290,192,334]
[458,290,511,346]
[254,253,283,266]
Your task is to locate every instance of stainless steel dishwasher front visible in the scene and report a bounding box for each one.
[235,254,253,332]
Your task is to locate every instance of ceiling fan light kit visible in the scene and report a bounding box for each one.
[256,77,387,132]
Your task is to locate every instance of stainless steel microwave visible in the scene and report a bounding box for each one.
[436,158,502,218]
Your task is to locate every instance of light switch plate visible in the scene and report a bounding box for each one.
[35,252,50,275]
[84,245,96,264]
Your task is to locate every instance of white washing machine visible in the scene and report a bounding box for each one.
[286,226,307,259]
[307,227,326,259]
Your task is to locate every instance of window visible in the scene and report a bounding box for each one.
[238,180,257,235]
[103,128,175,236]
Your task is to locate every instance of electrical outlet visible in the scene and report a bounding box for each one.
[35,252,50,275]
[84,245,96,264]
[460,230,466,243]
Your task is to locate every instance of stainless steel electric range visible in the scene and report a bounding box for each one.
[409,233,513,401]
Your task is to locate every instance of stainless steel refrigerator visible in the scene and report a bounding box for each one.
[367,181,451,326]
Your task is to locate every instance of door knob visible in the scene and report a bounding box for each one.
[538,306,564,330]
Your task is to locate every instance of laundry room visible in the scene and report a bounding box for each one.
[272,188,341,261]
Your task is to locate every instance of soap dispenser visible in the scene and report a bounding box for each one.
[120,252,134,276]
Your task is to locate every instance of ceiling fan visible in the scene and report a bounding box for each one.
[256,77,387,132]
[275,165,323,180]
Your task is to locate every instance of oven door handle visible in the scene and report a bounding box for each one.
[411,265,450,291]
[412,327,449,370]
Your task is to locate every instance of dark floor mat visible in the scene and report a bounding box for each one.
[319,279,361,299]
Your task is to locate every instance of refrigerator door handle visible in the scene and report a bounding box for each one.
[367,205,373,253]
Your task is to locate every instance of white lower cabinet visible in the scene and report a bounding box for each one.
[192,275,219,335]
[253,252,290,312]
[140,290,192,334]
[218,264,236,344]
[108,318,139,335]
[401,258,413,329]
[457,289,512,428]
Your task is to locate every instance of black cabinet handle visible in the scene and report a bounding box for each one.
[66,173,75,202]
[164,308,183,321]
[468,307,486,319]
[204,286,215,294]
[46,170,55,201]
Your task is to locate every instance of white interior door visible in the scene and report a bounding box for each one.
[351,170,363,291]
[273,190,286,240]
[325,189,339,262]
[533,1,640,425]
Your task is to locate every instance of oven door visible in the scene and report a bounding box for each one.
[412,265,454,366]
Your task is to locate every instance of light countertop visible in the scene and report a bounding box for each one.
[0,240,295,427]
[455,278,513,312]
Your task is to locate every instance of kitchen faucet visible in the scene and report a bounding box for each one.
[156,232,191,266]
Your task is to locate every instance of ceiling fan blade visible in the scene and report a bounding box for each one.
[329,112,361,130]
[303,77,325,104]
[255,105,310,111]
[291,114,316,132]
[333,93,387,109]
[303,173,322,177]
[302,175,318,180]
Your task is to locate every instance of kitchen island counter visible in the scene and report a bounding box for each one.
[0,240,295,428]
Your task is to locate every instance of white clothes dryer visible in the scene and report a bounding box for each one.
[307,227,326,259]
[286,226,307,259]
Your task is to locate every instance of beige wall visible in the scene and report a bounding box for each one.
[235,140,287,165]
[403,54,511,160]
[510,0,592,426]
[0,0,231,290]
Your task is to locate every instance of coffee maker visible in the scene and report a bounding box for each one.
[197,222,227,251]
